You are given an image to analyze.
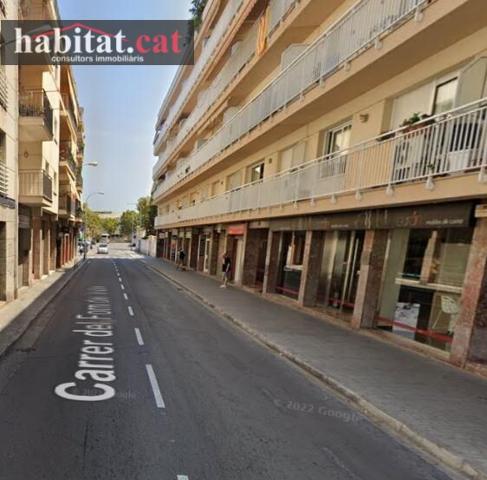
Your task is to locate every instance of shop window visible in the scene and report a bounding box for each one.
[248,161,265,183]
[433,78,458,115]
[378,227,473,352]
[276,231,306,299]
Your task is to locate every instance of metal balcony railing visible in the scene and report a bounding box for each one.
[0,162,8,197]
[153,0,427,196]
[155,98,487,227]
[19,169,53,202]
[268,0,298,34]
[19,89,54,137]
[154,0,246,151]
[59,195,76,216]
[60,141,77,175]
[0,68,8,110]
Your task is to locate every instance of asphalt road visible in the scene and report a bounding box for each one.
[0,243,459,480]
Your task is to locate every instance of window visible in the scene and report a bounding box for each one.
[433,78,458,114]
[226,170,242,191]
[279,142,307,172]
[248,162,265,183]
[323,122,352,157]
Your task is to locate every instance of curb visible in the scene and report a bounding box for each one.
[145,261,486,480]
[0,259,87,359]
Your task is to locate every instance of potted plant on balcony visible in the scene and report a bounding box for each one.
[400,112,434,133]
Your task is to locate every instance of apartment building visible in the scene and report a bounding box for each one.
[151,0,487,371]
[16,0,84,289]
[0,0,19,303]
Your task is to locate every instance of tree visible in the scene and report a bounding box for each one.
[190,0,208,28]
[83,205,102,240]
[101,218,119,237]
[120,210,139,239]
[137,196,157,237]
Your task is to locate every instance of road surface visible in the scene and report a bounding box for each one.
[0,243,458,480]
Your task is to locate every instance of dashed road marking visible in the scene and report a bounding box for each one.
[120,284,125,290]
[123,293,128,301]
[134,328,144,346]
[177,476,189,480]
[128,306,134,317]
[118,278,122,283]
[145,364,165,409]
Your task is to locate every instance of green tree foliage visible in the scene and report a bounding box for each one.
[83,205,102,239]
[120,210,139,239]
[101,218,119,236]
[137,196,157,236]
[190,0,208,28]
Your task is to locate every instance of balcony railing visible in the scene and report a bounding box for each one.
[0,68,7,110]
[153,0,427,196]
[155,98,487,227]
[59,195,76,217]
[154,0,246,152]
[0,162,7,197]
[268,0,298,34]
[19,169,53,202]
[19,89,54,136]
[60,141,77,175]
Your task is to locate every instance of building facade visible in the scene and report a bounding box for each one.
[0,0,85,308]
[152,0,487,370]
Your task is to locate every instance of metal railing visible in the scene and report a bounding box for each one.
[0,68,8,110]
[268,0,298,34]
[154,0,245,153]
[0,162,7,197]
[153,0,426,196]
[155,98,487,227]
[60,141,77,175]
[19,169,53,202]
[59,195,76,217]
[19,89,54,137]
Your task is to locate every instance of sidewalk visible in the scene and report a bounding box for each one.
[0,258,84,357]
[143,256,487,480]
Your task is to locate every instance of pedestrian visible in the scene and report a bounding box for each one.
[221,252,232,288]
[177,248,186,271]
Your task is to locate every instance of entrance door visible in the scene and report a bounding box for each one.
[203,238,211,272]
[328,231,364,311]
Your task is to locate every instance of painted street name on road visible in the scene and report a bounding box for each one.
[55,286,117,402]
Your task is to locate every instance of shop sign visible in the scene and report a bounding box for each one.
[270,203,473,232]
[227,224,246,236]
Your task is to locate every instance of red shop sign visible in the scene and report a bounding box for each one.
[227,224,246,236]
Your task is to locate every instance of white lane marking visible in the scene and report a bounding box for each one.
[118,277,122,283]
[145,364,166,409]
[177,476,189,480]
[134,328,144,346]
[120,284,125,290]
[128,306,134,317]
[123,293,129,301]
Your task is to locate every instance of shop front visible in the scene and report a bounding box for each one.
[226,224,246,284]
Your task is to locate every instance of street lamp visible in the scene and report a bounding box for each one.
[83,192,104,259]
[127,202,139,246]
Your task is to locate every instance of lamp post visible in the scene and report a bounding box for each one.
[127,202,139,247]
[83,191,104,259]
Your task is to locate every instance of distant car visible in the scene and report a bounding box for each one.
[97,243,109,254]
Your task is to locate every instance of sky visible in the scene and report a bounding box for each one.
[57,0,193,213]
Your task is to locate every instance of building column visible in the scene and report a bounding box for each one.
[50,224,56,271]
[242,229,261,288]
[298,231,325,307]
[32,216,42,280]
[263,230,282,295]
[351,229,388,329]
[43,220,50,275]
[208,231,220,276]
[189,232,199,270]
[451,218,487,366]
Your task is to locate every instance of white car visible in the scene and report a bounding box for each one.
[97,243,109,254]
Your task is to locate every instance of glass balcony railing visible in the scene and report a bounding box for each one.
[153,0,427,198]
[19,89,54,137]
[155,98,487,228]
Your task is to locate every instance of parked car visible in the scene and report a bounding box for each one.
[97,243,109,254]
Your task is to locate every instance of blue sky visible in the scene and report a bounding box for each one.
[57,0,192,212]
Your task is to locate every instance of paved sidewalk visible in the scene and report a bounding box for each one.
[0,258,84,357]
[143,256,487,480]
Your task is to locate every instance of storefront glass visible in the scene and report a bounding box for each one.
[276,231,306,299]
[377,227,473,351]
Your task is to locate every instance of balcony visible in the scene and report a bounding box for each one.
[19,89,53,142]
[59,195,76,219]
[154,0,246,154]
[0,68,7,111]
[76,170,83,191]
[61,93,78,129]
[153,0,428,199]
[60,141,77,177]
[155,98,487,228]
[19,169,53,206]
